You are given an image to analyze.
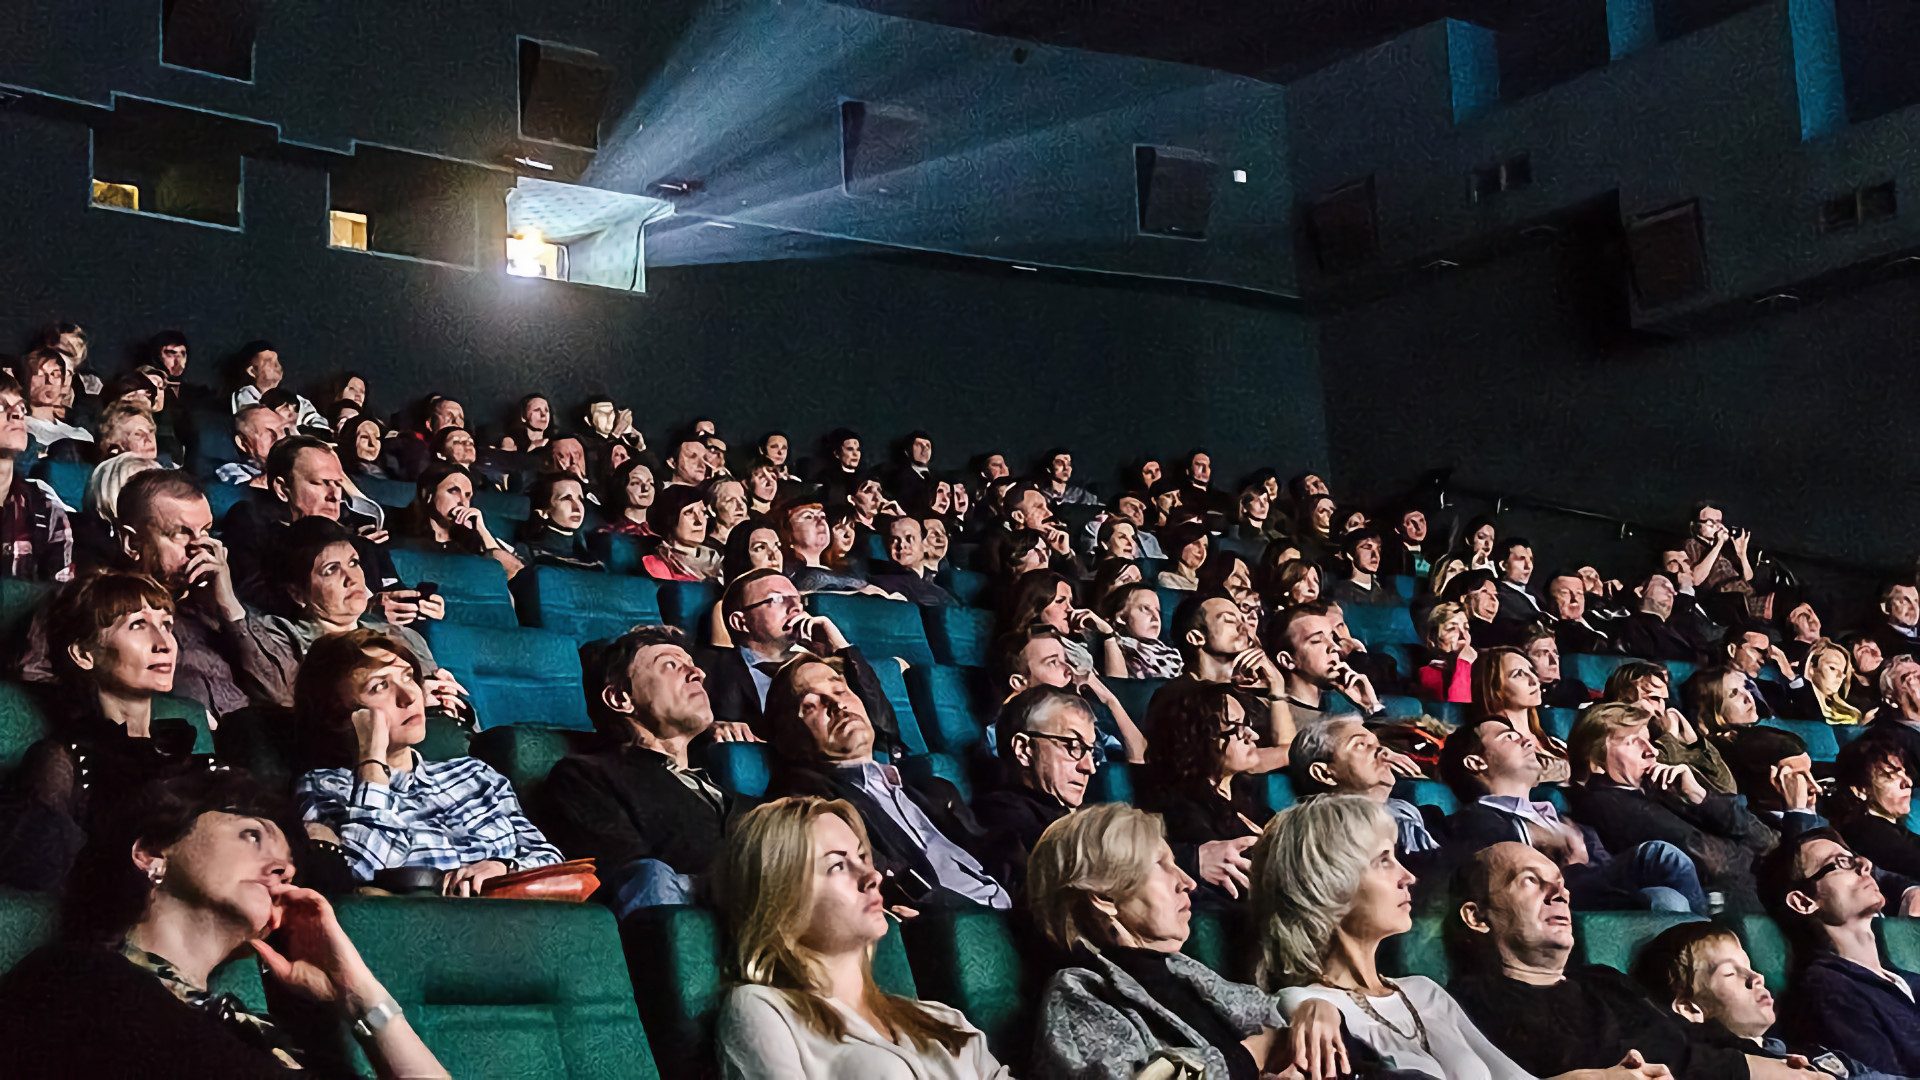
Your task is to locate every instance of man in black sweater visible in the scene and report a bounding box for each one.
[1449,843,1795,1080]
[542,625,745,916]
[971,686,1100,891]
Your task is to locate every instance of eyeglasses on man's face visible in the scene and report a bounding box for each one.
[740,592,804,615]
[1799,850,1868,889]
[1021,731,1095,761]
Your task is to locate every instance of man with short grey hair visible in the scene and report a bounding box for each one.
[1290,717,1444,876]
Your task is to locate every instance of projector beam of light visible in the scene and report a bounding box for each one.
[584,0,1297,295]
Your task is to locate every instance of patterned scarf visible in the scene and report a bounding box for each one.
[119,938,305,1070]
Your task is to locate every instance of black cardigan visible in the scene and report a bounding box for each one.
[539,743,736,890]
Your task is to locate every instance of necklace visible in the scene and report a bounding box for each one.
[1326,978,1433,1058]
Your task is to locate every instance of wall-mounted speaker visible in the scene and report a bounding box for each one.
[1626,200,1708,309]
[1306,177,1379,274]
[161,0,260,81]
[519,40,611,150]
[1134,146,1215,239]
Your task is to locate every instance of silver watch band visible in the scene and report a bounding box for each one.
[352,998,403,1039]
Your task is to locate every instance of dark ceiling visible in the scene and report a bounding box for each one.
[849,0,1763,85]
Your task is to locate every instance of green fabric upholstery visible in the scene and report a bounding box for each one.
[1256,773,1297,814]
[807,594,936,668]
[902,908,1029,1062]
[1756,718,1840,762]
[517,565,662,645]
[594,533,647,576]
[1879,917,1920,970]
[1532,784,1571,816]
[1542,708,1579,741]
[0,682,48,775]
[921,605,997,668]
[1339,605,1419,647]
[1834,724,1869,748]
[420,622,594,731]
[470,725,588,813]
[1393,778,1457,815]
[1432,701,1468,728]
[205,481,248,522]
[336,896,656,1080]
[1102,678,1167,734]
[473,490,532,525]
[34,460,91,513]
[0,579,49,650]
[417,714,474,762]
[1377,694,1425,720]
[1087,761,1135,805]
[704,740,771,798]
[1390,576,1418,601]
[1666,660,1698,686]
[1738,914,1789,993]
[904,664,993,754]
[1573,911,1705,971]
[869,660,929,755]
[1569,654,1634,690]
[944,569,989,607]
[1182,912,1246,980]
[152,692,215,755]
[621,905,913,1078]
[390,549,518,628]
[899,751,974,804]
[1380,915,1451,984]
[1153,589,1187,642]
[653,581,720,640]
[355,476,416,509]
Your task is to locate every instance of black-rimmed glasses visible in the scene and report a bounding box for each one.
[1021,731,1094,761]
[1799,851,1867,889]
[740,593,805,614]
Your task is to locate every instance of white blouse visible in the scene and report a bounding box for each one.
[1276,977,1535,1080]
[717,984,1012,1080]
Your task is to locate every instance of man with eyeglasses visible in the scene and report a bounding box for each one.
[0,374,71,583]
[972,686,1102,890]
[698,567,903,749]
[1761,829,1920,1077]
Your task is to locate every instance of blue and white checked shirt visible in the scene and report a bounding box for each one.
[295,751,563,881]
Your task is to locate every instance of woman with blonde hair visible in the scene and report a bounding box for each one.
[1027,802,1348,1080]
[75,452,161,568]
[1250,794,1534,1080]
[716,796,1009,1079]
[1415,602,1475,704]
[1469,647,1569,783]
[1799,638,1868,725]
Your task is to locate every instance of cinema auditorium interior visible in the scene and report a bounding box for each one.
[11,0,1920,1077]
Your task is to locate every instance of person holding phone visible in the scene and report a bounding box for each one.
[1683,501,1769,624]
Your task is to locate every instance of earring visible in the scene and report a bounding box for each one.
[147,860,165,884]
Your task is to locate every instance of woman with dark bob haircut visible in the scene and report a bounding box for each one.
[0,771,448,1077]
[1140,680,1270,901]
[292,628,561,893]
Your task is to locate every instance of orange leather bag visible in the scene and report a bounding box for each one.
[480,858,600,902]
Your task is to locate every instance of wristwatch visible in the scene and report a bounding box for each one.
[352,998,403,1039]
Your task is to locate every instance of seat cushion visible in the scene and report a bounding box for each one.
[806,593,936,667]
[336,896,656,1080]
[921,606,997,668]
[421,622,594,731]
[904,664,993,754]
[653,580,720,641]
[1573,911,1705,971]
[391,549,518,628]
[518,565,661,644]
[902,908,1029,1062]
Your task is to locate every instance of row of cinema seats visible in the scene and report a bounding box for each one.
[4,880,1911,1079]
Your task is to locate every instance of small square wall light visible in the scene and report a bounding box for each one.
[328,210,368,250]
[506,229,567,280]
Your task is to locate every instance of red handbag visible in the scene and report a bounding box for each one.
[481,858,600,902]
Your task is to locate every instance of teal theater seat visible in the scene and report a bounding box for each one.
[516,564,661,644]
[205,481,248,522]
[1542,707,1579,741]
[1394,778,1458,814]
[905,664,994,754]
[0,579,49,650]
[474,490,531,526]
[1381,915,1451,984]
[1256,772,1297,814]
[34,460,91,511]
[354,475,415,509]
[421,622,594,731]
[653,580,720,640]
[1574,911,1705,972]
[1340,605,1419,647]
[1087,761,1135,805]
[1103,677,1168,732]
[1756,717,1840,762]
[870,660,929,755]
[469,724,589,812]
[922,605,998,668]
[902,908,1030,1063]
[808,593,936,667]
[704,740,771,798]
[944,568,989,607]
[390,549,518,628]
[1569,654,1634,690]
[335,896,657,1079]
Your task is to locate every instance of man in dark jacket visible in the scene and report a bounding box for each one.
[762,653,1009,911]
[1440,718,1706,913]
[1565,703,1777,912]
[696,568,903,752]
[541,625,744,916]
[970,686,1099,892]
[1761,828,1920,1078]
[1615,573,1710,664]
[1450,843,1792,1080]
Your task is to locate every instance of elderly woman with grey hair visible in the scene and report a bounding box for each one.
[1026,802,1353,1080]
[1250,796,1671,1080]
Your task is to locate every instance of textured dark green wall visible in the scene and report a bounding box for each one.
[0,110,1326,488]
